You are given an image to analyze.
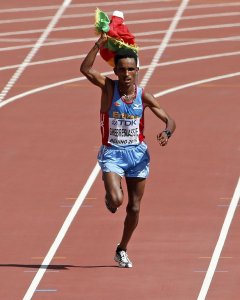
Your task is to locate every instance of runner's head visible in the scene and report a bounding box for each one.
[114,48,138,67]
[114,49,139,86]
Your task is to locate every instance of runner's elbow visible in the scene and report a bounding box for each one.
[80,64,88,75]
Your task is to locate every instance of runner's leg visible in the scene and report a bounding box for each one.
[118,177,146,250]
[103,172,124,209]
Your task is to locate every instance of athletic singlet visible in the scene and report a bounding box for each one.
[100,80,145,147]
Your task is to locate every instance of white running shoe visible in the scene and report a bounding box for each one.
[114,247,133,268]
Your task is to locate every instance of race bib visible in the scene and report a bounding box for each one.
[108,118,140,145]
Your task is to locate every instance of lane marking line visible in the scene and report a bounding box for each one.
[2,7,240,299]
[198,257,232,259]
[2,50,240,72]
[0,2,238,298]
[1,24,239,53]
[217,204,240,207]
[1,71,240,110]
[154,72,240,98]
[24,270,59,273]
[134,23,240,40]
[1,2,240,24]
[1,12,240,38]
[35,289,57,292]
[140,0,189,87]
[169,36,240,48]
[1,71,238,299]
[22,163,100,300]
[194,270,229,273]
[22,1,186,295]
[64,197,96,200]
[31,256,66,260]
[0,0,175,14]
[0,0,72,102]
[197,177,240,300]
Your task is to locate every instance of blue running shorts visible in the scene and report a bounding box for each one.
[97,142,150,178]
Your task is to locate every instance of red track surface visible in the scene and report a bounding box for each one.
[0,1,239,299]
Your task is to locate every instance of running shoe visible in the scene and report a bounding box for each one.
[114,247,133,268]
[105,195,118,213]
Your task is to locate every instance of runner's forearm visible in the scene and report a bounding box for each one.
[80,32,107,76]
[80,43,99,76]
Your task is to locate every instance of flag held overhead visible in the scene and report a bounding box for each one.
[95,8,139,66]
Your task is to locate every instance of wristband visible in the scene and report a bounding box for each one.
[163,129,172,138]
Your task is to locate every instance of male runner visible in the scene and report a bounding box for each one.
[80,33,176,268]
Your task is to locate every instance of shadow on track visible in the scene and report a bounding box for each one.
[0,264,118,269]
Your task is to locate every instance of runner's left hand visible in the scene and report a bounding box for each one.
[157,131,168,146]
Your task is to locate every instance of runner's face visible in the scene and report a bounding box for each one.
[114,58,138,87]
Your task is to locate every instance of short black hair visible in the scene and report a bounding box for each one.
[114,48,138,67]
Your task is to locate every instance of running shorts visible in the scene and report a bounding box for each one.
[97,142,150,178]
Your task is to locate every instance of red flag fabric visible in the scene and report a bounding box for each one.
[95,9,138,66]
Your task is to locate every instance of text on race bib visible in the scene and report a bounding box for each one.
[108,118,140,145]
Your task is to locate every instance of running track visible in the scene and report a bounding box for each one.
[0,0,239,299]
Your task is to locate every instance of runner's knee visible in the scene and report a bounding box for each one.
[126,202,140,215]
[109,190,123,207]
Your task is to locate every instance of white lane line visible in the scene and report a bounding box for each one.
[7,12,240,37]
[0,0,173,13]
[154,72,240,98]
[3,22,239,53]
[0,0,239,15]
[1,11,240,38]
[0,54,87,71]
[2,50,240,72]
[197,177,240,300]
[1,2,240,25]
[22,2,186,295]
[134,23,240,38]
[169,35,240,47]
[1,72,239,298]
[8,71,238,299]
[157,51,240,66]
[217,204,240,207]
[22,163,100,300]
[1,34,239,54]
[0,0,72,102]
[1,71,240,110]
[140,0,189,87]
[35,289,57,292]
[0,2,238,298]
[194,270,229,273]
[24,270,59,273]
